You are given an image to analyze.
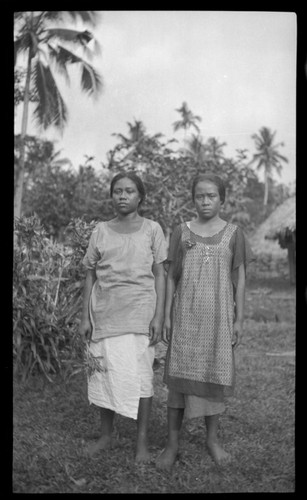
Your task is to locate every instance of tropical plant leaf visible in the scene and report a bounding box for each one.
[80,63,103,97]
[32,60,68,131]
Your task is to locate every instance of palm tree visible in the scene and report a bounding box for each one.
[172,102,202,140]
[112,119,163,162]
[183,133,207,167]
[113,119,147,147]
[14,11,103,218]
[206,137,227,165]
[250,127,288,208]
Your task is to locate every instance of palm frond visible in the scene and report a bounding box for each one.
[14,12,25,22]
[47,44,102,97]
[44,27,94,46]
[47,44,70,85]
[64,11,101,27]
[14,35,32,56]
[32,59,68,132]
[172,121,183,132]
[191,122,201,133]
[80,63,103,97]
[39,11,64,22]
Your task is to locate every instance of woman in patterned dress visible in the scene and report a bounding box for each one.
[79,172,167,462]
[156,173,254,469]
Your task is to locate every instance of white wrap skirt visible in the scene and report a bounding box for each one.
[88,333,155,420]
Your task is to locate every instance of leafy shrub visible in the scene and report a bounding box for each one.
[13,214,98,382]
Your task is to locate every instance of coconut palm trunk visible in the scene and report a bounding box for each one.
[14,44,32,219]
[263,167,269,208]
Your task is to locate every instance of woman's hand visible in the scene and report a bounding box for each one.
[79,318,92,341]
[232,320,243,349]
[162,315,172,344]
[149,315,163,346]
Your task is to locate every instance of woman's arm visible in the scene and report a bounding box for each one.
[148,262,166,346]
[232,263,246,348]
[163,261,176,343]
[79,269,96,340]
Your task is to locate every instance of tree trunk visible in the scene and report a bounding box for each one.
[14,47,32,219]
[263,168,269,207]
[287,241,296,285]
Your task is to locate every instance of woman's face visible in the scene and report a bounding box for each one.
[193,180,222,219]
[112,177,141,214]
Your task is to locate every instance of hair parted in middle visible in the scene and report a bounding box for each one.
[191,173,226,204]
[110,171,146,205]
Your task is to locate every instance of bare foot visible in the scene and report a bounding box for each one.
[155,446,178,471]
[135,444,151,464]
[85,435,112,457]
[206,440,231,465]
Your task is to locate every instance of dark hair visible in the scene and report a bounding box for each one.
[191,173,226,204]
[110,172,146,205]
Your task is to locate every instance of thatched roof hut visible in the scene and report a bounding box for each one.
[250,196,296,283]
[264,196,295,246]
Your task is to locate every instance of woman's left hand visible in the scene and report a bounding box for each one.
[232,320,243,349]
[148,316,163,346]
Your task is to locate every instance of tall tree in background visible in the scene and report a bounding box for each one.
[113,119,147,146]
[183,133,207,167]
[14,135,71,190]
[14,11,103,218]
[172,102,202,140]
[249,127,288,209]
[110,119,164,165]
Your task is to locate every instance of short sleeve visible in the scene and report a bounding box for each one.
[82,225,101,270]
[231,226,255,289]
[152,222,168,264]
[167,224,183,262]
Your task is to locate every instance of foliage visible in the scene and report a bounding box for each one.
[16,104,291,238]
[21,157,112,239]
[106,134,262,234]
[13,214,98,382]
[173,101,202,136]
[14,11,103,131]
[61,334,106,381]
[14,10,103,218]
[63,217,98,269]
[14,68,38,106]
[13,215,72,381]
[249,127,289,207]
[14,134,71,190]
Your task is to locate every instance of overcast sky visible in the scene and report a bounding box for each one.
[16,10,297,185]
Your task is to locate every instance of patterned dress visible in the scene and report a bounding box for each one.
[164,221,254,406]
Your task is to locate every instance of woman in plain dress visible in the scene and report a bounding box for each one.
[79,172,167,462]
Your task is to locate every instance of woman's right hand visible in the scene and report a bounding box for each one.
[79,319,92,341]
[162,316,172,343]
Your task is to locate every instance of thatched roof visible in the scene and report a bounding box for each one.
[249,196,296,254]
[264,196,296,240]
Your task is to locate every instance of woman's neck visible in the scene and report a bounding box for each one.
[195,214,221,226]
[108,213,144,234]
[190,216,226,237]
[115,212,142,222]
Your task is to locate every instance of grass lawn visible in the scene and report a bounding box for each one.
[13,277,295,493]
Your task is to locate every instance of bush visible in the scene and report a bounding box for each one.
[13,214,98,382]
